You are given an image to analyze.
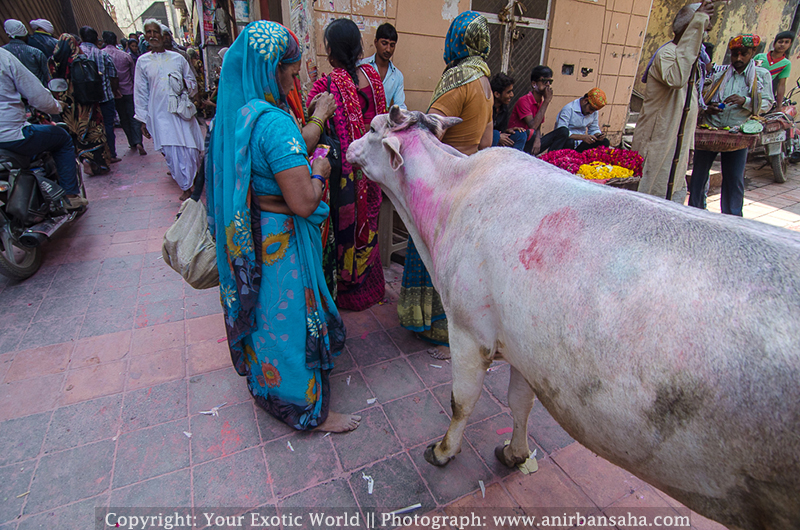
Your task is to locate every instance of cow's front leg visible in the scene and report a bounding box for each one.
[424,328,489,467]
[495,365,535,468]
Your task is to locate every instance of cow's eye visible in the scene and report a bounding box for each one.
[370,126,375,133]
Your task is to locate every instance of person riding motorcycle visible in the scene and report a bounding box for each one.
[0,47,87,210]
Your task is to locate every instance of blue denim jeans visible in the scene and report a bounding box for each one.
[0,124,79,195]
[689,148,747,216]
[99,99,117,158]
[492,130,527,151]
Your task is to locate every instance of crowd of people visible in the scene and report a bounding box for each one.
[1,17,221,199]
[0,6,795,434]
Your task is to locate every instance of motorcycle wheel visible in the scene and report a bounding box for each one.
[769,153,787,184]
[0,228,42,281]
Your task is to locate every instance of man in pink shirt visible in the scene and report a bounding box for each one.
[508,65,569,155]
[103,31,146,155]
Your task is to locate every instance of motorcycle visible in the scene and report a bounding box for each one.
[0,81,87,280]
[754,76,799,183]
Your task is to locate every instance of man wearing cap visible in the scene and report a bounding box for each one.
[689,34,773,215]
[754,31,794,110]
[28,19,58,59]
[2,19,49,86]
[554,88,610,152]
[634,0,714,204]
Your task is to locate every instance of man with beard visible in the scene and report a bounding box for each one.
[134,19,204,200]
[688,34,773,215]
[359,23,406,110]
[633,0,714,203]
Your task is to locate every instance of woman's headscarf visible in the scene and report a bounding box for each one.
[51,33,81,80]
[208,21,314,375]
[430,11,491,108]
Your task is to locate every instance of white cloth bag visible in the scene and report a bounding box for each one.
[162,198,219,289]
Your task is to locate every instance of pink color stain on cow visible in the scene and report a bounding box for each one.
[406,179,452,257]
[519,207,584,271]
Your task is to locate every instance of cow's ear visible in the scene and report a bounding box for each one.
[382,136,404,171]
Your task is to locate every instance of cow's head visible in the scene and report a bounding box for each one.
[347,106,462,184]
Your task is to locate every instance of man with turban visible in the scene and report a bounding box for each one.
[28,19,58,59]
[2,19,49,86]
[688,34,774,214]
[554,87,610,152]
[633,0,714,204]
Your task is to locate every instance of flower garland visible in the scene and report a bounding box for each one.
[539,147,643,178]
[577,161,634,180]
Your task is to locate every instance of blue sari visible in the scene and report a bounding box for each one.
[208,21,345,430]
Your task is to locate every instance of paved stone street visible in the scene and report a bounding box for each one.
[1,134,798,529]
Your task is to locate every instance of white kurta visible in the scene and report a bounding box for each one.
[133,50,204,152]
[632,11,708,204]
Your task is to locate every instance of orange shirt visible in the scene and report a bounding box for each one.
[430,77,493,154]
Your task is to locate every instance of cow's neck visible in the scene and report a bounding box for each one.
[397,132,464,277]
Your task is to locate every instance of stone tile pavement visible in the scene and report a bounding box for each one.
[2,136,798,529]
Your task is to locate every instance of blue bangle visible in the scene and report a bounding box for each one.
[311,174,325,184]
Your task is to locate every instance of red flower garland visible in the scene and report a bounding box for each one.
[540,147,643,177]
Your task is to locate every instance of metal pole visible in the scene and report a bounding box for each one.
[665,61,697,201]
[500,0,516,73]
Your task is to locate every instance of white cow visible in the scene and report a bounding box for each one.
[346,107,800,530]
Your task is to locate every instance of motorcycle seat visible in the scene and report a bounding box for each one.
[0,149,31,169]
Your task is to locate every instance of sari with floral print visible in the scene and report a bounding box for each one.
[208,21,345,430]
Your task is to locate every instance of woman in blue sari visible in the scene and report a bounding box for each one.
[208,21,359,432]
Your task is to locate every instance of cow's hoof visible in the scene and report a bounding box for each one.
[495,444,524,468]
[424,443,452,467]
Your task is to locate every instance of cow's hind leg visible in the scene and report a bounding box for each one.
[424,328,489,467]
[495,365,535,468]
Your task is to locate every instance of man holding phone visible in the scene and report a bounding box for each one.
[554,88,610,152]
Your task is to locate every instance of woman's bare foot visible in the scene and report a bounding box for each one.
[427,346,451,360]
[179,188,192,201]
[314,412,361,433]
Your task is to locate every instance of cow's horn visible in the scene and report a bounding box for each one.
[420,114,463,139]
[387,105,407,128]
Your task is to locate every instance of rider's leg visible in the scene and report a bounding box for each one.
[0,125,80,196]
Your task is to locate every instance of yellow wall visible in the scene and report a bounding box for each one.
[635,0,798,102]
[542,0,653,144]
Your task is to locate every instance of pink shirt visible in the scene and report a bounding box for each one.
[104,46,135,96]
[508,92,543,138]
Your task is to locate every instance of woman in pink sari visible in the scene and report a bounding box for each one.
[307,18,387,311]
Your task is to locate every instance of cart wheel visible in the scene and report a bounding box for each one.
[769,153,787,183]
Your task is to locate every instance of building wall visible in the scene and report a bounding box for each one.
[541,0,653,143]
[635,0,798,102]
[110,0,181,36]
[0,0,124,45]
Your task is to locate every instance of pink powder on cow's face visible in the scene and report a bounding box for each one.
[519,207,584,271]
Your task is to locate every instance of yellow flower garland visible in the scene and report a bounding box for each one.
[577,161,634,180]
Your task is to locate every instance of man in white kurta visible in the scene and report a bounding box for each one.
[633,1,713,204]
[134,20,204,200]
